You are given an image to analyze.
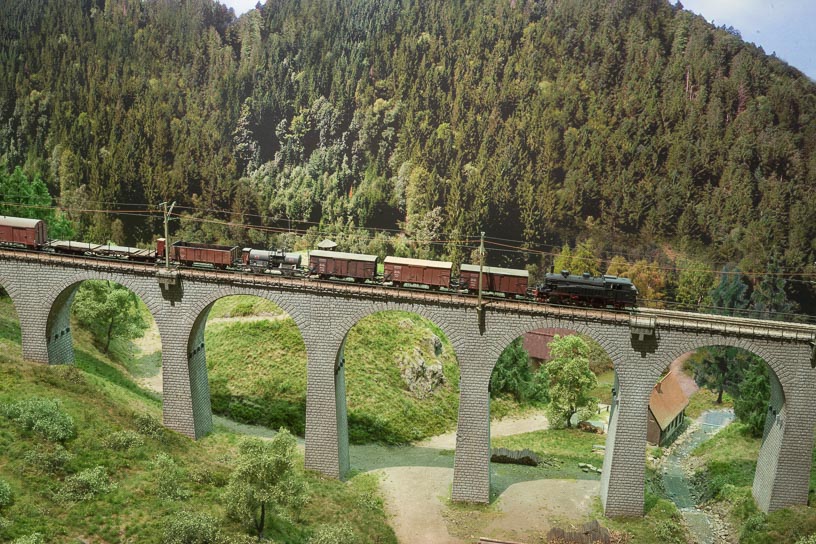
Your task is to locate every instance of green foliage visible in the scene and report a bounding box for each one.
[72,281,148,354]
[544,336,597,429]
[1,396,76,442]
[734,360,771,438]
[709,265,749,315]
[309,522,356,544]
[675,258,715,309]
[687,346,754,404]
[22,444,73,474]
[223,432,308,540]
[103,430,145,452]
[490,338,548,404]
[750,259,797,320]
[11,535,45,544]
[1,0,814,283]
[795,535,816,544]
[133,413,165,441]
[0,479,12,509]
[0,166,75,238]
[161,511,225,544]
[151,453,191,501]
[56,466,116,503]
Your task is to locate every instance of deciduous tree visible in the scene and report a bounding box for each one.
[545,335,597,429]
[72,281,148,353]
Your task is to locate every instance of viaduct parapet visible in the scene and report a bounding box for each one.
[2,249,815,516]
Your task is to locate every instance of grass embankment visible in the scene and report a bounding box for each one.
[205,304,463,444]
[689,421,816,543]
[0,296,396,543]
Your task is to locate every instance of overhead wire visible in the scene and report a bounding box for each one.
[1,198,815,283]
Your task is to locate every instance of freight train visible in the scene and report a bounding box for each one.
[0,215,638,308]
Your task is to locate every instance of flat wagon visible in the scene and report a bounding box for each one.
[459,264,529,296]
[0,216,47,248]
[308,250,378,282]
[383,256,452,289]
[48,240,156,261]
[160,239,240,269]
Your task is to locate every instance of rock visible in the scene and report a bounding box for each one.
[578,420,604,434]
[490,447,540,466]
[398,347,445,398]
[423,333,443,356]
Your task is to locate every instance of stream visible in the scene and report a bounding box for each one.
[660,409,735,544]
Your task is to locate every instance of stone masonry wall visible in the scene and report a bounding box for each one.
[1,254,814,516]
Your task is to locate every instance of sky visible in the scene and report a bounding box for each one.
[219,0,816,81]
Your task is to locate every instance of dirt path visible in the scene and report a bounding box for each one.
[417,411,549,450]
[670,352,699,398]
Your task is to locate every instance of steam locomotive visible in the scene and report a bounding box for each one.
[0,215,638,308]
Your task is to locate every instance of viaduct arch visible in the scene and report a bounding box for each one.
[1,250,815,517]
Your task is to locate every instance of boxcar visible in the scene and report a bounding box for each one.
[163,240,241,269]
[383,256,453,289]
[459,264,529,296]
[0,216,47,248]
[309,250,378,281]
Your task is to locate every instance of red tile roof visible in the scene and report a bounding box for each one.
[649,371,690,430]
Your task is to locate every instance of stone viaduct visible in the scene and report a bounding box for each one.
[1,248,815,516]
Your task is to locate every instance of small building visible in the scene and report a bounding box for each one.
[522,328,575,364]
[647,371,689,446]
[316,239,337,251]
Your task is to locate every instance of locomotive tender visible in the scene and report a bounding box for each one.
[0,215,638,308]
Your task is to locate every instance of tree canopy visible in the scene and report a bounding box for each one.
[0,0,813,287]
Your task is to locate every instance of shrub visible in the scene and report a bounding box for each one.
[151,453,190,501]
[795,536,816,544]
[134,413,164,441]
[0,515,10,530]
[103,430,144,451]
[308,523,356,544]
[56,466,116,503]
[1,397,75,442]
[161,511,224,544]
[11,534,45,544]
[23,445,73,474]
[0,479,12,509]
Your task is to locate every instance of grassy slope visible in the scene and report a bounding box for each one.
[0,297,396,544]
[205,305,463,444]
[690,421,816,543]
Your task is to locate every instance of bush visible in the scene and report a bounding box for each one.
[308,522,356,544]
[56,466,116,503]
[23,445,73,474]
[151,453,190,501]
[0,479,12,509]
[795,536,816,544]
[1,397,76,442]
[161,511,224,544]
[134,413,164,441]
[103,430,144,451]
[11,534,45,544]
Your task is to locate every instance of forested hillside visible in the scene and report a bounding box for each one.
[2,0,814,277]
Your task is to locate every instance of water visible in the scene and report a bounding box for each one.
[660,409,735,544]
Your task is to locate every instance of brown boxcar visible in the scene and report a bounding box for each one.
[459,264,529,296]
[383,256,452,289]
[169,240,240,269]
[309,249,378,281]
[0,216,47,248]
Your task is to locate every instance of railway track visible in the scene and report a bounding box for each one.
[2,247,815,342]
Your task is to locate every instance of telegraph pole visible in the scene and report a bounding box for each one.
[478,231,485,310]
[161,201,175,270]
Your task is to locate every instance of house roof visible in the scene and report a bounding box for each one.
[316,239,337,250]
[522,328,576,360]
[649,371,690,431]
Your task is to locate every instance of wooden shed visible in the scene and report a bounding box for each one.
[647,371,689,446]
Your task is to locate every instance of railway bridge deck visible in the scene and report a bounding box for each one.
[1,248,815,517]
